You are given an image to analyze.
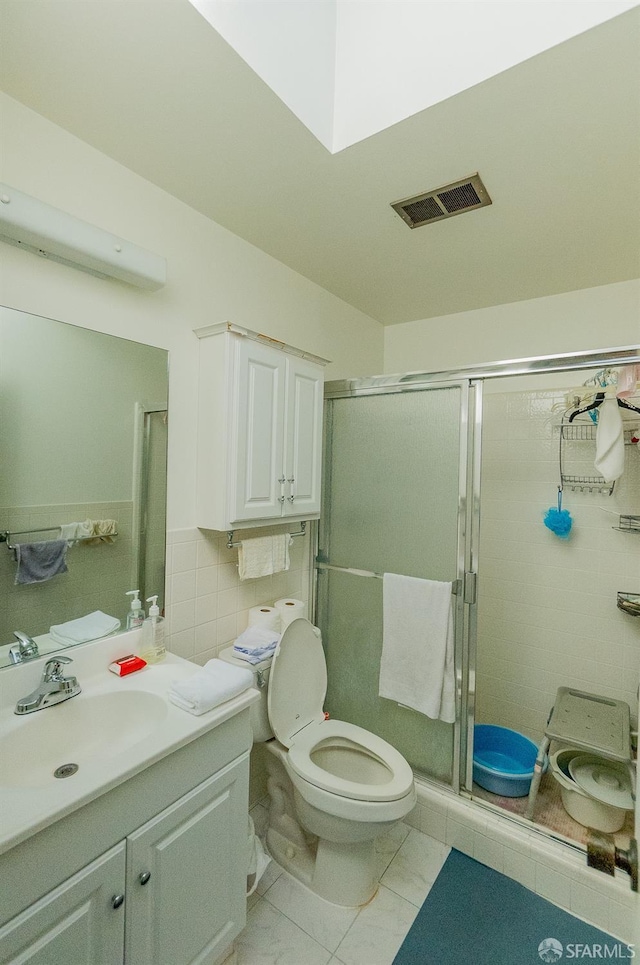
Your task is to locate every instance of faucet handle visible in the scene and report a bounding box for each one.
[43,655,73,681]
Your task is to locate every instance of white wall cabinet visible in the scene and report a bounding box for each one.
[0,758,247,965]
[196,323,327,531]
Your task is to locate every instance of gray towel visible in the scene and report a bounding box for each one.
[14,540,68,585]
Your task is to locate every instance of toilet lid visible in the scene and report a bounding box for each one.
[268,618,327,747]
[568,754,633,810]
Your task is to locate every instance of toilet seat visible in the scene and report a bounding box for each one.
[268,618,414,804]
[287,718,415,802]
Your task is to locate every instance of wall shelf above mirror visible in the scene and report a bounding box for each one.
[0,306,169,670]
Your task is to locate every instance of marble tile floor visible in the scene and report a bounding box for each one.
[237,803,451,965]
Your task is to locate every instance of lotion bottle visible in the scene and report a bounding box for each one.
[140,595,166,663]
[125,589,145,630]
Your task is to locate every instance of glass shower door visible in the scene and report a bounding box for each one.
[317,384,470,785]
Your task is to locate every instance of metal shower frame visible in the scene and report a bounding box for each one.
[312,344,640,797]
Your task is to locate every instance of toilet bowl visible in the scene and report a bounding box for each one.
[221,617,415,906]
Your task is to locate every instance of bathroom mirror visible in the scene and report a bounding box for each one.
[0,306,168,669]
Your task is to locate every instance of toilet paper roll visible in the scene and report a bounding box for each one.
[248,605,281,632]
[274,598,307,629]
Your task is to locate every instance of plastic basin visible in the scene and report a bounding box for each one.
[473,724,539,797]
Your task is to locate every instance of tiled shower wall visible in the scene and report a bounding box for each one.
[164,525,311,666]
[476,388,640,742]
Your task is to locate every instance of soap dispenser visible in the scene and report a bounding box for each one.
[125,590,145,630]
[140,595,166,663]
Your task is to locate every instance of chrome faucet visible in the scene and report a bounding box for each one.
[15,655,81,715]
[8,630,40,664]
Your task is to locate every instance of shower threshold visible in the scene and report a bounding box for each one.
[471,771,634,852]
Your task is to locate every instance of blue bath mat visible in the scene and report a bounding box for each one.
[393,850,627,965]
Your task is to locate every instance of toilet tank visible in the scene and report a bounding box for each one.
[219,647,274,742]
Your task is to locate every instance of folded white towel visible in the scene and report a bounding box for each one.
[49,610,121,646]
[238,534,292,581]
[233,625,280,664]
[168,659,253,716]
[379,574,455,724]
[594,397,625,482]
[234,626,280,650]
[233,642,278,664]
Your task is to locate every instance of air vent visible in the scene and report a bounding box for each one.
[391,173,491,228]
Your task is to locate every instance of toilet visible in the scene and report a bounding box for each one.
[221,617,416,906]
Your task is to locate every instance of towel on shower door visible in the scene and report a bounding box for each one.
[379,573,455,723]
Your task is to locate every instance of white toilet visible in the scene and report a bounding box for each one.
[221,617,416,906]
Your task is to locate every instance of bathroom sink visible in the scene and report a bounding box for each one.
[0,690,168,789]
[0,630,259,856]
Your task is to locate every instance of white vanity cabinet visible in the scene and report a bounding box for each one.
[196,323,327,531]
[125,759,245,965]
[0,843,126,965]
[0,708,252,965]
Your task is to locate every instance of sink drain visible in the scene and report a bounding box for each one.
[53,763,79,779]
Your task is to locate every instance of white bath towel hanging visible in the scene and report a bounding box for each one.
[237,534,292,580]
[379,573,455,723]
[594,397,625,482]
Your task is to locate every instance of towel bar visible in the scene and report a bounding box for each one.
[315,561,461,594]
[226,521,306,550]
[1,527,118,552]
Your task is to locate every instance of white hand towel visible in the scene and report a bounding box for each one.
[49,610,121,645]
[168,659,253,716]
[379,574,455,724]
[237,534,292,581]
[232,625,280,664]
[594,397,625,482]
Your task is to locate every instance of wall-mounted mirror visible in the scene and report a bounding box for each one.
[0,306,168,669]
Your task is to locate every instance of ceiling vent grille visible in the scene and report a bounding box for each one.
[391,173,491,228]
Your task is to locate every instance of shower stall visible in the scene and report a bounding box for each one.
[314,346,640,854]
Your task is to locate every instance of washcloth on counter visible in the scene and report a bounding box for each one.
[238,534,292,581]
[379,573,455,723]
[169,659,253,716]
[50,610,121,646]
[233,625,280,664]
[14,540,68,585]
[594,396,625,482]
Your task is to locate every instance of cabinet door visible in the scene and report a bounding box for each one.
[0,843,125,965]
[231,338,286,523]
[283,356,323,517]
[125,755,249,965]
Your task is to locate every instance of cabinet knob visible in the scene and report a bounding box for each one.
[288,495,295,502]
[111,894,125,910]
[278,496,285,503]
[138,871,152,886]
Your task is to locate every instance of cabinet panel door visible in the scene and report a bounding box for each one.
[283,357,323,517]
[0,843,125,965]
[231,339,286,522]
[125,755,249,965]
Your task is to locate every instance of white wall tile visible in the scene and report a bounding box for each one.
[477,388,640,738]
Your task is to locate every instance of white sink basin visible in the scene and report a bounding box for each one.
[0,690,168,789]
[0,630,259,856]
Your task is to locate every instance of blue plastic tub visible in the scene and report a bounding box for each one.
[473,724,539,797]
